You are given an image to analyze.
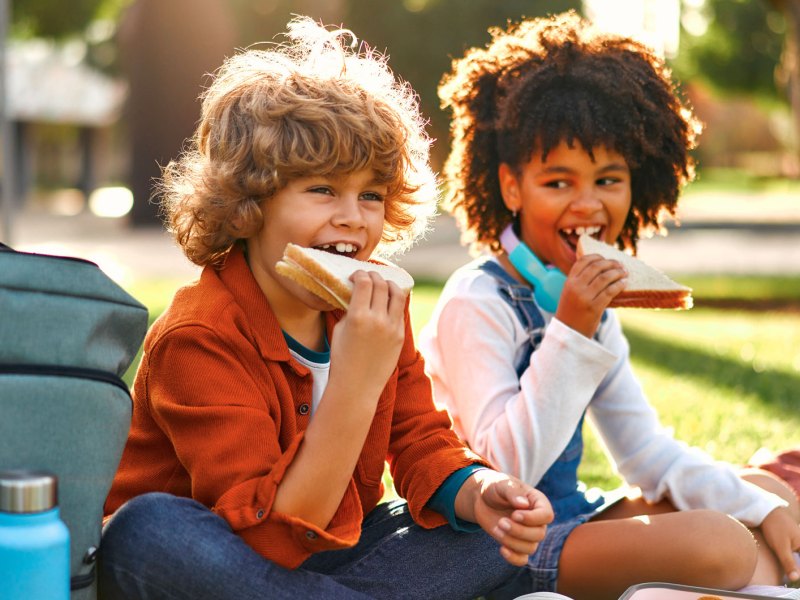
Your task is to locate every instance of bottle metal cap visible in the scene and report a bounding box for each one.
[0,470,58,513]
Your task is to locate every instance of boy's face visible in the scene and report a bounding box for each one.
[499,141,632,276]
[246,169,388,313]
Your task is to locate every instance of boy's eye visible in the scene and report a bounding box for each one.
[597,177,622,186]
[309,186,334,195]
[360,191,385,202]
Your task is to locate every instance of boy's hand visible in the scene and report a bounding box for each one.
[761,506,800,583]
[556,254,627,338]
[455,469,553,566]
[328,270,408,401]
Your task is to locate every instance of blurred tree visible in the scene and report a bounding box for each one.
[118,0,236,227]
[671,0,785,100]
[341,0,580,169]
[671,0,800,172]
[768,0,800,162]
[12,0,131,38]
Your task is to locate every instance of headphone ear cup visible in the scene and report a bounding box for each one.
[532,269,567,313]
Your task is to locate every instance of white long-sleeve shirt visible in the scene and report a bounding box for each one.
[418,258,784,527]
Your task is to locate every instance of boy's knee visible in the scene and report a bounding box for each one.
[103,493,202,555]
[685,509,758,589]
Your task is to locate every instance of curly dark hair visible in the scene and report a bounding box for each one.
[438,10,702,254]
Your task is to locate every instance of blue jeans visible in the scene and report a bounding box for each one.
[98,493,530,599]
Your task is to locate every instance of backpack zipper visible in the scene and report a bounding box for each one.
[0,364,130,395]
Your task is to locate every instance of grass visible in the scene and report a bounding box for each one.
[125,275,800,493]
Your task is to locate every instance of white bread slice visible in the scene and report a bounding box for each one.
[577,233,693,310]
[275,243,414,310]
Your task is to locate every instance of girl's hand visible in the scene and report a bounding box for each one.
[456,470,553,566]
[328,270,408,402]
[556,254,627,337]
[761,506,800,583]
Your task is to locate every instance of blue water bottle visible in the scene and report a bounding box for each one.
[0,470,70,599]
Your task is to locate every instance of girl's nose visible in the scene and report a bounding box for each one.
[569,188,603,215]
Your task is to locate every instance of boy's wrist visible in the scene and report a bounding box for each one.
[454,467,493,523]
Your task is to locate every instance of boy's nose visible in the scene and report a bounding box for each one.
[332,195,366,228]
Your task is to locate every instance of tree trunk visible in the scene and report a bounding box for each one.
[117,0,237,227]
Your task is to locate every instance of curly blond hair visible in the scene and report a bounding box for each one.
[159,16,437,266]
[439,11,702,254]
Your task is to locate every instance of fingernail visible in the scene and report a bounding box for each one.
[498,518,511,531]
[789,570,799,582]
[515,495,528,505]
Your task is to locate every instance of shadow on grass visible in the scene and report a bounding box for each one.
[624,324,800,423]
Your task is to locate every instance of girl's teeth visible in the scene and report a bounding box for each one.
[564,225,601,237]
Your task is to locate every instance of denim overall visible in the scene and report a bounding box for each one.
[478,259,606,524]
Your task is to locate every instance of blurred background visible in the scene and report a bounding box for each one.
[1,0,800,284]
[0,0,797,227]
[1,0,798,488]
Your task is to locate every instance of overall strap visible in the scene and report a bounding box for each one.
[477,259,608,376]
[477,260,546,375]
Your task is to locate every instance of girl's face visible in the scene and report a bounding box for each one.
[246,169,387,315]
[499,140,632,276]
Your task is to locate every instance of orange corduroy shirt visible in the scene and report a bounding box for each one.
[104,246,489,569]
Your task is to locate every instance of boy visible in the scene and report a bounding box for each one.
[100,16,552,599]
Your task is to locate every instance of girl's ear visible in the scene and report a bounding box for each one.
[498,163,521,213]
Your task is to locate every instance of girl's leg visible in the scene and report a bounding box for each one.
[740,467,800,586]
[556,508,758,600]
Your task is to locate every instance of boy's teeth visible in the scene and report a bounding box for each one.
[320,243,356,253]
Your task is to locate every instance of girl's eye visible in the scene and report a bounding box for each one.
[544,179,568,189]
[597,177,621,186]
[360,191,385,202]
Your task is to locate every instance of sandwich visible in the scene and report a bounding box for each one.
[576,233,693,310]
[275,243,415,310]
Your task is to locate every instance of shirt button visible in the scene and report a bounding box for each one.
[256,509,264,519]
[298,403,310,415]
[305,530,317,540]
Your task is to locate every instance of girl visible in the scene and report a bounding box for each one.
[420,11,800,600]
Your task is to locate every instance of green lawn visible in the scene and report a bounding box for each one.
[411,279,800,490]
[125,276,800,493]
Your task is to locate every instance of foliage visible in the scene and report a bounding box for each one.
[670,0,787,102]
[11,0,131,38]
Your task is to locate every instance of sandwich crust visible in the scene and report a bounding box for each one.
[577,234,692,309]
[276,243,414,309]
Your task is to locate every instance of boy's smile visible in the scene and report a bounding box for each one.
[246,169,388,317]
[499,141,632,277]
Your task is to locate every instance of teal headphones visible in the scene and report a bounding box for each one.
[499,224,566,313]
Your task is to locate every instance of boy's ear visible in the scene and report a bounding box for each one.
[498,163,521,213]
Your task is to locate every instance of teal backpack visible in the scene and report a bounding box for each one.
[0,242,148,599]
